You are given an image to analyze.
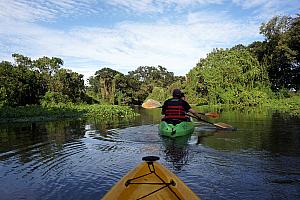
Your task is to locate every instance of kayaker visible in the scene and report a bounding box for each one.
[161,89,201,125]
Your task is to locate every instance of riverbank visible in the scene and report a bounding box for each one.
[1,94,299,123]
[0,104,139,123]
[195,94,300,117]
[266,95,300,116]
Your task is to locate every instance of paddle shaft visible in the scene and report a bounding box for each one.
[142,99,232,129]
[186,113,215,126]
[187,114,233,129]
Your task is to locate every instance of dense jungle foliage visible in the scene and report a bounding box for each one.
[0,14,299,121]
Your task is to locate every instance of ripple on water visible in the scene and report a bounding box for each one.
[113,124,162,143]
[1,140,87,180]
[84,124,162,145]
[0,141,53,161]
[2,114,299,200]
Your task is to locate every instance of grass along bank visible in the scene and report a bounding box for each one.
[265,95,300,116]
[0,104,139,123]
[194,94,300,117]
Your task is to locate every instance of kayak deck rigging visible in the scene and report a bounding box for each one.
[101,156,200,200]
[124,156,181,200]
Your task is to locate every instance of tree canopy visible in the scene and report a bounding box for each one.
[249,15,300,91]
[88,65,180,105]
[185,48,269,106]
[1,13,299,108]
[0,54,86,107]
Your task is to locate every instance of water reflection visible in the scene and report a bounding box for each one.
[192,111,300,156]
[0,120,86,162]
[161,135,191,171]
[0,108,300,200]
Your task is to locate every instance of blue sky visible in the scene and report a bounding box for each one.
[0,0,299,80]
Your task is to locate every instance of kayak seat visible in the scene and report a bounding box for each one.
[162,118,191,125]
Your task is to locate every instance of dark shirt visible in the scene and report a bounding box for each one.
[162,98,191,114]
[162,98,191,124]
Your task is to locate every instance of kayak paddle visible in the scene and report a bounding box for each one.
[142,99,162,109]
[142,99,220,119]
[186,114,234,130]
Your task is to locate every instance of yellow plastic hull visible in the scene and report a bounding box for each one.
[101,159,200,200]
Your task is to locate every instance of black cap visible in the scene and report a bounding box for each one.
[172,89,182,97]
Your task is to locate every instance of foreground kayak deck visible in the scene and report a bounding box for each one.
[159,121,195,138]
[101,156,200,200]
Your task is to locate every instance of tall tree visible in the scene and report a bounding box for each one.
[0,61,16,106]
[259,15,299,90]
[89,68,122,103]
[0,55,43,106]
[286,14,300,90]
[186,48,269,105]
[1,54,85,106]
[128,65,175,88]
[50,68,85,103]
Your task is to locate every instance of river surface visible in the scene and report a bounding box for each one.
[0,107,300,200]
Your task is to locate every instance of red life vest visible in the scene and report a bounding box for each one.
[163,99,187,120]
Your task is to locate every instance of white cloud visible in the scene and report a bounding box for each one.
[0,0,297,80]
[0,0,225,22]
[0,0,99,22]
[232,0,300,20]
[1,0,298,23]
[0,9,260,78]
[106,0,224,13]
[232,0,267,9]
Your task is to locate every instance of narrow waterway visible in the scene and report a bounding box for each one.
[0,107,300,200]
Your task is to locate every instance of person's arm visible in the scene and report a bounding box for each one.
[182,100,201,119]
[188,108,202,119]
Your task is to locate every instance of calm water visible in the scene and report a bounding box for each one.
[0,107,300,200]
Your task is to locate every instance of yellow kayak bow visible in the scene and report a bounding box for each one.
[101,156,200,200]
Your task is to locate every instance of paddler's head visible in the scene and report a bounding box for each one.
[172,89,182,98]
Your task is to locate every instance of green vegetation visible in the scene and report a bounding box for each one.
[0,14,299,122]
[183,14,299,115]
[185,48,269,106]
[0,104,138,123]
[265,94,300,116]
[88,66,184,105]
[0,54,86,107]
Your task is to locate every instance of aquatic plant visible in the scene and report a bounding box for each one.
[0,104,139,123]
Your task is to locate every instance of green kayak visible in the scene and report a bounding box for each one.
[159,121,195,138]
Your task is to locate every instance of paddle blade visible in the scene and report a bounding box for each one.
[205,112,220,119]
[214,122,234,129]
[142,99,162,109]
